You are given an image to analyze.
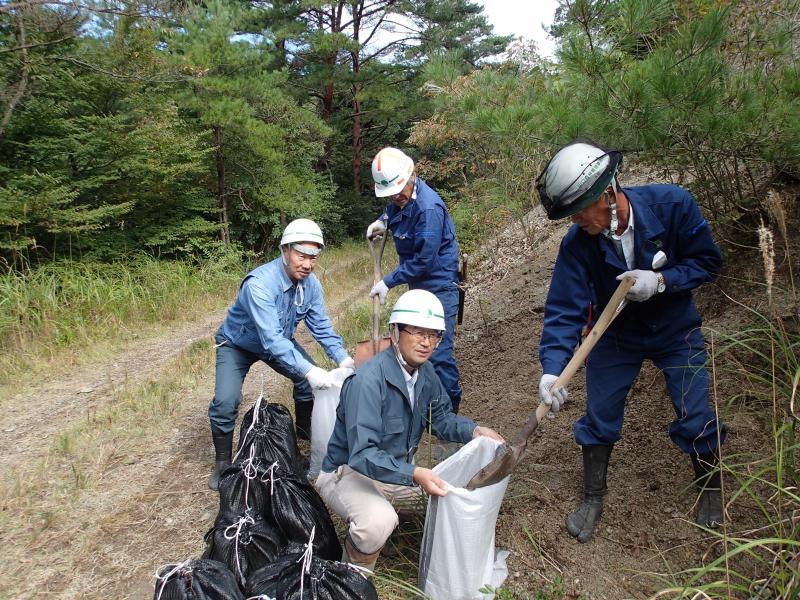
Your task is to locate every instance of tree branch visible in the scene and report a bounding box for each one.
[0,33,77,54]
[0,19,30,138]
[52,56,191,83]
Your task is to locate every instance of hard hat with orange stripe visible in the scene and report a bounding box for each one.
[371,147,415,198]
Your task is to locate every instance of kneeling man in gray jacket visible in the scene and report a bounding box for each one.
[315,289,503,572]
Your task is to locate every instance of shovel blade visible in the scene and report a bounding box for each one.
[465,443,523,490]
[354,337,391,367]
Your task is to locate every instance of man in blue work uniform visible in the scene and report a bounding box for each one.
[207,218,354,490]
[315,290,503,572]
[535,139,725,542]
[366,147,463,413]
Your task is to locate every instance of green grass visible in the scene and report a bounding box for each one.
[0,251,244,393]
[644,301,800,597]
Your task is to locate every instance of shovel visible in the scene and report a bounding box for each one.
[354,231,391,367]
[465,275,635,490]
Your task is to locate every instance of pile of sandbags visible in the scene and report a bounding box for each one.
[154,395,375,600]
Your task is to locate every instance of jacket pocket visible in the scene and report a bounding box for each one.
[383,416,405,435]
[394,233,414,259]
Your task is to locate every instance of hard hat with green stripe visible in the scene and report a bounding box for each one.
[280,218,325,252]
[389,289,446,331]
[372,147,415,198]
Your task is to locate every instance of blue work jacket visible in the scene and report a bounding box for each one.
[219,257,348,379]
[539,184,722,376]
[321,348,476,486]
[381,178,460,293]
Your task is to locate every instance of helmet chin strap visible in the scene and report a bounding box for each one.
[602,177,620,238]
[390,326,411,369]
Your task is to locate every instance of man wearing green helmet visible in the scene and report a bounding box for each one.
[536,138,725,543]
[315,289,503,572]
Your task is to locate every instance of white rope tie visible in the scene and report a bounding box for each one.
[240,445,259,511]
[296,526,315,598]
[261,460,279,496]
[232,392,265,463]
[154,559,191,600]
[224,513,255,581]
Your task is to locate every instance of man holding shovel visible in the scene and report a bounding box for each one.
[207,219,354,490]
[365,147,464,413]
[315,289,503,572]
[535,138,725,542]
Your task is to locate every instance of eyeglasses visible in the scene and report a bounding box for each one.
[400,326,443,342]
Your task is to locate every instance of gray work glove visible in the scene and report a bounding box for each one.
[305,366,335,390]
[617,270,658,302]
[539,374,569,412]
[366,219,386,241]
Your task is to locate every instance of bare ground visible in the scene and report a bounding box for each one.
[0,209,771,599]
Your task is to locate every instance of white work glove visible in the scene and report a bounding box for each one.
[305,366,335,390]
[369,280,389,304]
[539,374,569,412]
[366,219,386,241]
[617,269,659,302]
[338,356,355,370]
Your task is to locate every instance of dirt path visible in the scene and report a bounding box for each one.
[0,311,227,481]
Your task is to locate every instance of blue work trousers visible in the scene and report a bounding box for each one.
[424,284,462,412]
[576,325,725,455]
[208,330,314,434]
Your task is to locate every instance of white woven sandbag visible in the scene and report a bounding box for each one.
[308,367,352,480]
[418,436,511,600]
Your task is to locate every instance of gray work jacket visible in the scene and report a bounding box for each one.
[321,348,476,486]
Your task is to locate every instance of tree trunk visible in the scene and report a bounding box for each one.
[351,2,362,194]
[351,80,362,194]
[213,126,230,248]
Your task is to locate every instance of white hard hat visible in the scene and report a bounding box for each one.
[280,218,324,249]
[389,289,446,331]
[536,138,622,220]
[372,147,415,198]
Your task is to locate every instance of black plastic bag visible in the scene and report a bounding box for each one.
[266,465,341,560]
[235,398,304,475]
[153,559,244,600]
[218,458,276,516]
[203,510,285,588]
[245,552,378,600]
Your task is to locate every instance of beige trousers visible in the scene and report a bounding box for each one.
[315,465,424,554]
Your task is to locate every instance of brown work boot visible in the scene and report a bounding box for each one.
[342,536,381,574]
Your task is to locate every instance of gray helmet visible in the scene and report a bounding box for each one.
[536,138,622,220]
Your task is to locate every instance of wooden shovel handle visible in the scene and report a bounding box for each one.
[511,276,635,447]
[370,232,388,353]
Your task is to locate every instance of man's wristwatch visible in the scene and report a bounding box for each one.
[656,272,666,293]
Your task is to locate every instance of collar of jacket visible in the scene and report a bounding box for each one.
[274,256,298,293]
[627,188,667,270]
[598,188,666,270]
[378,346,430,405]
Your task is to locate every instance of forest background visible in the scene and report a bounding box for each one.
[1,0,799,598]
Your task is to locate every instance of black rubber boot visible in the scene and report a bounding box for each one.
[294,400,313,441]
[208,431,233,491]
[691,452,723,528]
[566,444,613,543]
